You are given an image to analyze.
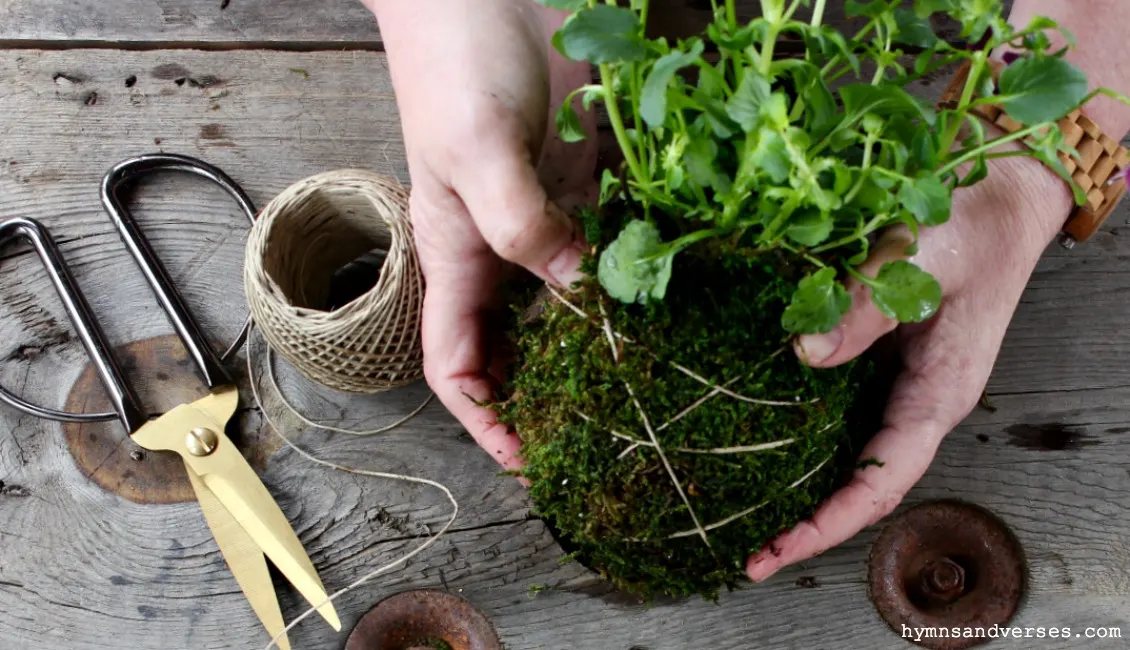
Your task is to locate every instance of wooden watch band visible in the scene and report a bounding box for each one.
[939,59,1130,245]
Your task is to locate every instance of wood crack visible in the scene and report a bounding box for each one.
[987,384,1130,398]
[0,580,127,620]
[318,516,532,572]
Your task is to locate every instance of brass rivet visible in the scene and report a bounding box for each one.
[186,428,219,457]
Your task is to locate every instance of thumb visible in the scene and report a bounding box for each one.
[795,227,925,368]
[454,150,588,289]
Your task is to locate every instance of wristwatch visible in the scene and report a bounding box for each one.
[939,59,1130,248]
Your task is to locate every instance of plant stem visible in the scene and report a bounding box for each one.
[938,123,1049,175]
[844,264,873,285]
[780,241,826,268]
[760,26,779,75]
[761,192,802,242]
[937,52,986,156]
[657,227,728,258]
[629,69,648,178]
[599,64,645,187]
[782,0,804,22]
[819,20,876,77]
[810,0,826,27]
[726,0,736,28]
[812,212,887,253]
[639,0,650,29]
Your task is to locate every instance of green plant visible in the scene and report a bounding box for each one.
[498,0,1130,600]
[546,0,1123,332]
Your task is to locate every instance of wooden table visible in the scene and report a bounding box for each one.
[1,2,1128,649]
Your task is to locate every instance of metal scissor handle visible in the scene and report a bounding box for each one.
[0,153,257,434]
[0,218,146,431]
[101,153,257,391]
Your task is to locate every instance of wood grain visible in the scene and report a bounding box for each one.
[0,0,383,47]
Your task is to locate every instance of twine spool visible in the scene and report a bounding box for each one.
[244,169,424,393]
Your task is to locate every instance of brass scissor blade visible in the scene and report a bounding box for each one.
[188,468,291,650]
[198,467,341,631]
[132,386,340,632]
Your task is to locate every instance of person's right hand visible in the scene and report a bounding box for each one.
[361,0,598,469]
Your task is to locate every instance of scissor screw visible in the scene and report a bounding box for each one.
[186,427,219,456]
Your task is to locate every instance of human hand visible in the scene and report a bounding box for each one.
[746,151,1074,583]
[361,0,597,470]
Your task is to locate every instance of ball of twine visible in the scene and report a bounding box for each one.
[244,169,424,393]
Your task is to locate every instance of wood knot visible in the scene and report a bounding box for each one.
[62,334,282,504]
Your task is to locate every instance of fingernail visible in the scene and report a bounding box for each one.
[748,557,779,583]
[547,243,585,288]
[796,329,843,365]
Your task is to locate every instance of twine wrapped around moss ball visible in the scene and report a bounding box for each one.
[243,169,424,393]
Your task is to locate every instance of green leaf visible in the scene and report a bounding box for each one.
[850,174,897,213]
[848,239,870,265]
[537,0,587,9]
[804,77,838,138]
[909,129,937,172]
[581,85,604,111]
[599,168,622,203]
[640,41,704,128]
[898,174,951,225]
[998,56,1088,125]
[686,137,730,194]
[893,7,939,47]
[799,24,861,76]
[706,20,761,51]
[762,92,790,130]
[913,0,957,17]
[597,220,675,304]
[786,210,834,247]
[555,103,586,143]
[881,139,910,172]
[550,29,568,59]
[841,84,937,125]
[865,260,942,323]
[781,267,852,335]
[862,113,884,135]
[750,128,790,183]
[559,5,646,64]
[957,154,988,187]
[829,128,858,152]
[725,70,771,132]
[845,0,885,19]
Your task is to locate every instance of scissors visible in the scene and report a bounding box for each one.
[0,153,340,649]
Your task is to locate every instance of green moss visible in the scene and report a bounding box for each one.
[419,639,454,650]
[499,235,879,601]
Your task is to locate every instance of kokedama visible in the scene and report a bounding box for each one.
[497,0,1123,600]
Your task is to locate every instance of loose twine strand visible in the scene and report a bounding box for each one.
[543,286,835,544]
[245,327,457,650]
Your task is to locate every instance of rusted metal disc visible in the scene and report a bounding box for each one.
[346,590,502,650]
[868,500,1026,650]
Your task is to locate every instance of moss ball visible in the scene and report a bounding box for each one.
[499,245,877,601]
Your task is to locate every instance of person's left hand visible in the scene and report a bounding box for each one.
[745,151,1073,582]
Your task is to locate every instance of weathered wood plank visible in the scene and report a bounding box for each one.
[5,405,1130,650]
[0,0,382,46]
[0,0,850,47]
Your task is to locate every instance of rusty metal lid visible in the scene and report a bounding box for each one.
[346,589,502,650]
[868,500,1027,650]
